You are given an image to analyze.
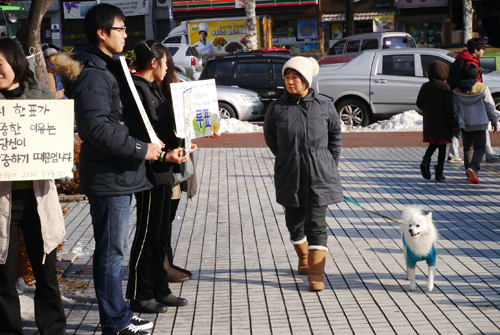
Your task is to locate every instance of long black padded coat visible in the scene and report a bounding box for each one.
[264,88,343,208]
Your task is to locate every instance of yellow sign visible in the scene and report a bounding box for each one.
[189,19,261,54]
[373,16,395,32]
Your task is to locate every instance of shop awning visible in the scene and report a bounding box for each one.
[322,11,395,22]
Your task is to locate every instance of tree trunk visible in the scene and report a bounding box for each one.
[346,0,354,37]
[24,0,54,87]
[462,0,473,43]
[245,0,258,51]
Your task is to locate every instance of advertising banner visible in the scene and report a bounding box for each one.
[170,79,220,150]
[297,18,318,40]
[189,19,261,54]
[63,0,148,19]
[0,100,74,181]
[397,0,447,8]
[373,16,395,32]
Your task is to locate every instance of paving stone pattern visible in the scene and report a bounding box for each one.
[22,147,500,335]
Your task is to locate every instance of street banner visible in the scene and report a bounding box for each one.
[0,100,74,181]
[170,79,220,150]
[63,0,148,19]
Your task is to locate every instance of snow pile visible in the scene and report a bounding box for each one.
[341,110,423,133]
[220,118,263,134]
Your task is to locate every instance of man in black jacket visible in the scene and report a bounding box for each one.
[70,4,162,335]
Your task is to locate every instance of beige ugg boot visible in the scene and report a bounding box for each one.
[292,238,309,275]
[308,247,327,291]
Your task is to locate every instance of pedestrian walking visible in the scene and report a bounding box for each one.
[0,38,66,335]
[452,64,498,184]
[125,40,193,313]
[416,60,458,182]
[56,4,162,335]
[43,47,65,99]
[264,56,343,291]
[447,37,499,163]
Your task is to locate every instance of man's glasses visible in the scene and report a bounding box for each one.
[111,26,126,34]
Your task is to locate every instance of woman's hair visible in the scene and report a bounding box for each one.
[84,4,125,46]
[283,67,308,87]
[462,63,479,80]
[0,38,36,88]
[133,40,166,73]
[161,47,180,109]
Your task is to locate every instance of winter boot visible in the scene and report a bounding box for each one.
[434,165,446,182]
[166,247,192,277]
[420,157,432,180]
[164,255,189,282]
[292,238,308,275]
[308,247,327,291]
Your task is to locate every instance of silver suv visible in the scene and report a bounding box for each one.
[163,43,203,78]
[328,32,416,55]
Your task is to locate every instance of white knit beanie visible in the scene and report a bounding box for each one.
[282,56,320,88]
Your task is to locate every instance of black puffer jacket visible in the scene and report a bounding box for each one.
[264,89,343,207]
[68,44,152,197]
[126,73,178,186]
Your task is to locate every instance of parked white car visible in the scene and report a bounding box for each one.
[163,43,203,78]
[313,48,500,126]
[176,72,264,121]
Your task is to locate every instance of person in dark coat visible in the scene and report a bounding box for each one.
[264,56,343,291]
[417,60,458,182]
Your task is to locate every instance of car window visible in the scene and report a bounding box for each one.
[272,62,285,79]
[481,57,497,72]
[381,55,415,76]
[235,62,270,79]
[346,40,360,53]
[382,36,416,49]
[361,39,379,51]
[420,55,452,77]
[329,40,345,55]
[217,61,236,78]
[165,36,182,44]
[166,47,179,56]
[186,47,200,58]
[202,61,217,78]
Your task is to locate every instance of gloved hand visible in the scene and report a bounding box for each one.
[58,164,77,182]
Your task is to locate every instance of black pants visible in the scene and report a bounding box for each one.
[424,143,447,167]
[284,206,328,247]
[127,186,173,301]
[462,130,486,173]
[0,189,66,335]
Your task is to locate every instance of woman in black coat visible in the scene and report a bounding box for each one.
[264,56,343,291]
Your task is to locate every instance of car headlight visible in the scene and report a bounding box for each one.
[241,95,259,102]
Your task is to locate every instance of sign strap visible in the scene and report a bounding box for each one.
[119,56,161,147]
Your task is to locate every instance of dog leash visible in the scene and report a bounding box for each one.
[343,196,405,224]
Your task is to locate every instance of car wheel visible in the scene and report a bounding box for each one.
[219,102,236,119]
[494,95,500,119]
[336,98,371,127]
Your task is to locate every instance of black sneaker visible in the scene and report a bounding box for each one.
[115,324,150,335]
[130,315,153,330]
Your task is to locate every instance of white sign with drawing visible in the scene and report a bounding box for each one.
[0,100,74,181]
[170,79,220,150]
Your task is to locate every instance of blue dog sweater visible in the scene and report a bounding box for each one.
[403,235,436,268]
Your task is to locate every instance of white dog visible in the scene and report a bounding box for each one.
[400,206,437,292]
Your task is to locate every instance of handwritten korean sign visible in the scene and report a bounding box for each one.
[0,100,74,181]
[170,79,220,149]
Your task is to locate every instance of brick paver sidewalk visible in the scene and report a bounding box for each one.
[22,147,500,335]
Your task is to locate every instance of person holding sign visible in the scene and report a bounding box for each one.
[264,57,343,292]
[0,38,66,335]
[56,4,162,335]
[125,40,194,313]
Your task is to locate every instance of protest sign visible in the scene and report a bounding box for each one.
[170,79,220,150]
[0,100,74,181]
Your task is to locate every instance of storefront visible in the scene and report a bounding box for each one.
[396,0,451,47]
[271,16,321,53]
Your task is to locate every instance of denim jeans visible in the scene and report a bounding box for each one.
[88,195,134,335]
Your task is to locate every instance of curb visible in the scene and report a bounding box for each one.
[59,194,87,202]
